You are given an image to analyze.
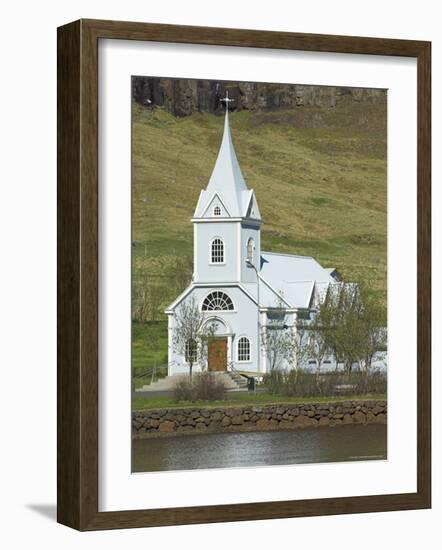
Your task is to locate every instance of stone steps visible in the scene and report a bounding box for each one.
[135,371,249,392]
[227,371,248,388]
[136,376,176,392]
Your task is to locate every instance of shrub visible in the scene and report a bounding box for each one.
[192,372,227,401]
[172,376,194,401]
[354,369,388,394]
[263,368,285,395]
[263,368,386,398]
[172,372,227,402]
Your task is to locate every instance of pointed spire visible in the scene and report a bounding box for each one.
[193,91,261,220]
[210,96,247,191]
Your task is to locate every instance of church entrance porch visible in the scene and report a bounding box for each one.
[208,338,228,372]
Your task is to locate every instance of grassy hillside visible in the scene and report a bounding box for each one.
[131,100,386,378]
[133,102,386,291]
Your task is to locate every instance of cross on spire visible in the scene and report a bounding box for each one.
[221,90,234,111]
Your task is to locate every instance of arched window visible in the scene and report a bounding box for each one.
[202,291,234,311]
[210,238,224,263]
[213,205,221,216]
[237,337,251,362]
[246,237,254,263]
[185,339,197,363]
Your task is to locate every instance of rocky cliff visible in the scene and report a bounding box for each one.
[132,77,386,117]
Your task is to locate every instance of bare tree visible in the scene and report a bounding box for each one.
[351,285,387,389]
[171,296,216,377]
[304,315,330,388]
[261,298,297,371]
[293,316,310,369]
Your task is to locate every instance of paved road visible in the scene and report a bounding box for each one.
[134,390,174,398]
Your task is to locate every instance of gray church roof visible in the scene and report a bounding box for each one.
[193,109,261,220]
[258,251,336,309]
[165,251,336,313]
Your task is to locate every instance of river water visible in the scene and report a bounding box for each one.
[132,424,387,473]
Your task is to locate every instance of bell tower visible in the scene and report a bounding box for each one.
[191,92,262,285]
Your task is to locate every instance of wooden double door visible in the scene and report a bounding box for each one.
[208,338,227,372]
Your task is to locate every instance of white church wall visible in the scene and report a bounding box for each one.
[168,285,260,375]
[296,350,388,372]
[194,221,240,283]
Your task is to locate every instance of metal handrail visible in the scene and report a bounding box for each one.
[132,364,168,382]
[227,361,250,380]
[227,361,258,393]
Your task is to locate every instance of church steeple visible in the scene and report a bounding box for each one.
[193,93,261,221]
[192,92,262,284]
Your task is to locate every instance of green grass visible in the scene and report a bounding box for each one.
[132,101,387,308]
[132,392,387,411]
[132,321,168,388]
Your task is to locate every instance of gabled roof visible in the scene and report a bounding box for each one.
[164,282,260,313]
[259,251,337,309]
[193,109,261,220]
[241,280,291,310]
[200,192,231,217]
[245,191,261,220]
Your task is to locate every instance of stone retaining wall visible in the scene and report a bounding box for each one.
[133,400,387,438]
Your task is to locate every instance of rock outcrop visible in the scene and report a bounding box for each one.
[132,77,386,117]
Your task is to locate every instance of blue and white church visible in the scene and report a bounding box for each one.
[165,98,344,376]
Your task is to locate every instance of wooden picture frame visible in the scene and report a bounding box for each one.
[57,19,431,530]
